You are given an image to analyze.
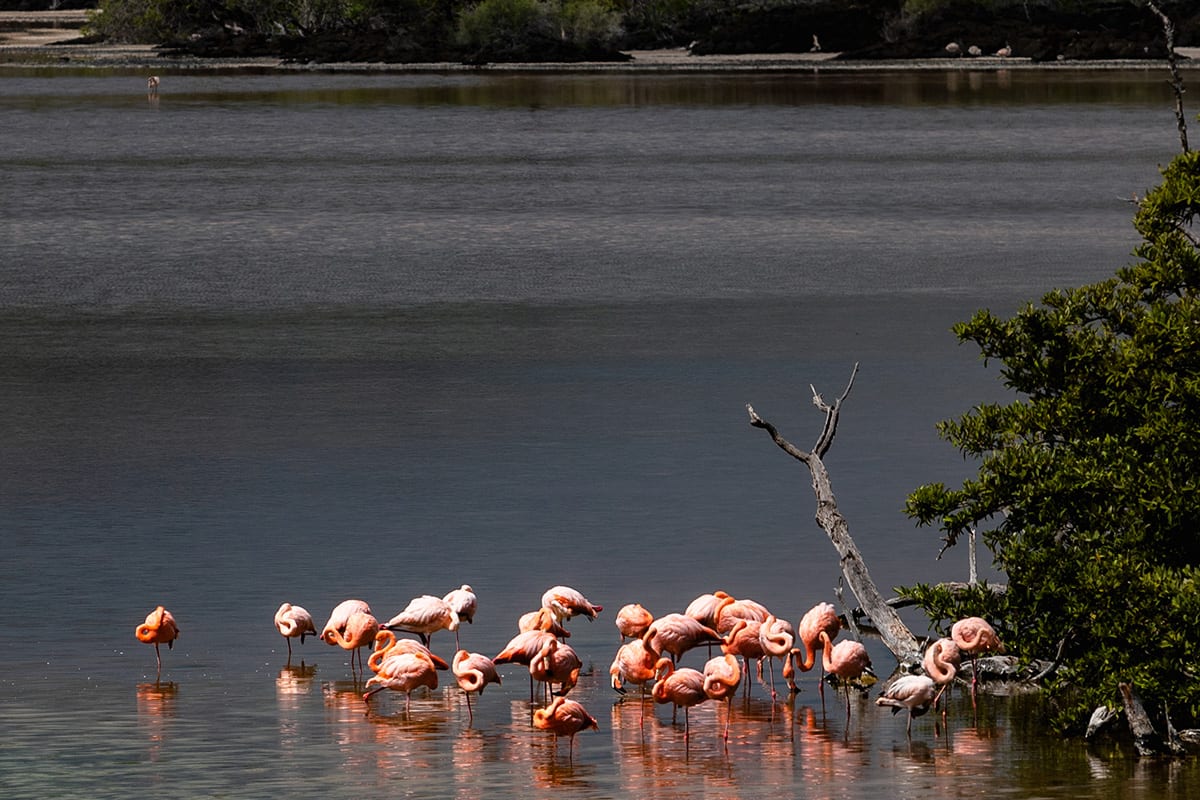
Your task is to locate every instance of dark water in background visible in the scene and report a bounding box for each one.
[1,67,1196,798]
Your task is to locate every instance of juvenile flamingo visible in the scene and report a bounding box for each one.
[363,651,439,715]
[703,653,742,741]
[615,603,654,641]
[274,603,316,659]
[820,630,873,720]
[541,585,602,625]
[135,605,178,680]
[651,656,708,738]
[533,696,598,756]
[382,595,459,646]
[452,649,501,723]
[875,675,938,736]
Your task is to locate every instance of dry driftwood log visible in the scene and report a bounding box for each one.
[747,364,922,668]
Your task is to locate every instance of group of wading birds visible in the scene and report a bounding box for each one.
[135,585,1005,749]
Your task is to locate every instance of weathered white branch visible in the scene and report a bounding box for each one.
[747,364,922,668]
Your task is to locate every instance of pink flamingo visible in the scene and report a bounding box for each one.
[452,649,501,723]
[135,605,178,680]
[721,618,767,697]
[494,629,559,703]
[652,656,708,738]
[320,599,371,646]
[951,617,1004,699]
[615,603,654,641]
[363,651,439,715]
[713,592,770,635]
[533,696,598,757]
[924,636,963,711]
[820,630,873,720]
[367,630,449,673]
[759,615,796,697]
[146,76,159,95]
[382,595,459,647]
[541,585,602,625]
[529,637,582,698]
[322,607,379,676]
[703,653,742,741]
[642,612,723,664]
[610,638,658,722]
[273,602,316,659]
[517,608,571,639]
[794,602,842,696]
[684,592,724,629]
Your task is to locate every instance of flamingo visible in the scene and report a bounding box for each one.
[517,608,571,639]
[924,636,963,710]
[146,75,160,94]
[875,675,938,736]
[794,602,841,695]
[703,653,742,741]
[323,607,379,676]
[967,45,982,57]
[651,656,708,738]
[951,617,1004,699]
[820,630,873,719]
[615,603,654,641]
[995,43,1012,57]
[367,630,450,673]
[642,612,722,664]
[720,618,767,697]
[945,42,961,56]
[760,615,796,697]
[452,649,501,723]
[532,696,598,755]
[684,592,724,629]
[135,605,178,680]
[713,592,770,635]
[363,651,439,715]
[274,603,316,660]
[541,585,602,625]
[320,599,372,646]
[443,585,476,648]
[494,629,560,703]
[610,638,659,722]
[529,637,582,698]
[382,595,459,646]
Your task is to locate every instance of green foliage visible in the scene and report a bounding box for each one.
[86,0,221,42]
[454,0,621,59]
[903,150,1200,732]
[454,0,556,54]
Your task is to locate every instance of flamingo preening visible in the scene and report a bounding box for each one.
[452,649,501,723]
[274,603,316,660]
[363,651,439,715]
[532,696,598,757]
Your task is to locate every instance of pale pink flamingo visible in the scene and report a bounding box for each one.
[517,608,571,639]
[652,656,708,738]
[995,43,1012,57]
[367,630,450,673]
[146,76,160,95]
[875,674,938,736]
[533,696,598,756]
[494,629,559,703]
[951,617,1004,699]
[642,612,722,664]
[136,605,178,680]
[382,594,459,646]
[541,585,602,625]
[924,636,962,711]
[820,630,873,719]
[274,602,316,660]
[615,603,654,641]
[320,599,371,645]
[713,592,770,635]
[684,592,724,628]
[529,637,582,698]
[452,649,501,723]
[363,651,439,714]
[760,614,796,697]
[720,618,767,697]
[703,653,742,741]
[794,602,842,696]
[443,585,476,648]
[322,606,379,676]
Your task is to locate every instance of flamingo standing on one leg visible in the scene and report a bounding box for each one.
[819,631,872,721]
[274,603,316,660]
[533,696,598,758]
[363,651,439,715]
[321,599,373,673]
[875,674,938,737]
[323,608,379,677]
[541,585,602,626]
[951,617,1004,701]
[452,649,501,724]
[136,605,178,680]
[651,657,708,739]
[924,636,963,714]
[703,653,742,742]
[443,585,477,649]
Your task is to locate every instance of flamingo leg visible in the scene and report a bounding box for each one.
[466,691,474,724]
[286,638,293,659]
[154,643,162,681]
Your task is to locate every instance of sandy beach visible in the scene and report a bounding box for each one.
[2,10,1198,72]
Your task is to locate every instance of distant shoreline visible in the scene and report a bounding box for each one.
[3,10,1199,73]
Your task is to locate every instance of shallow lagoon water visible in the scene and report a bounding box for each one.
[1,67,1196,798]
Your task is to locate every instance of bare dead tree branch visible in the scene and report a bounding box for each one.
[1146,0,1188,153]
[747,364,922,668]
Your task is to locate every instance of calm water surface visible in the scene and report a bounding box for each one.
[1,67,1196,798]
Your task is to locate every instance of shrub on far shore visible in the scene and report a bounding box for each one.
[455,0,623,61]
